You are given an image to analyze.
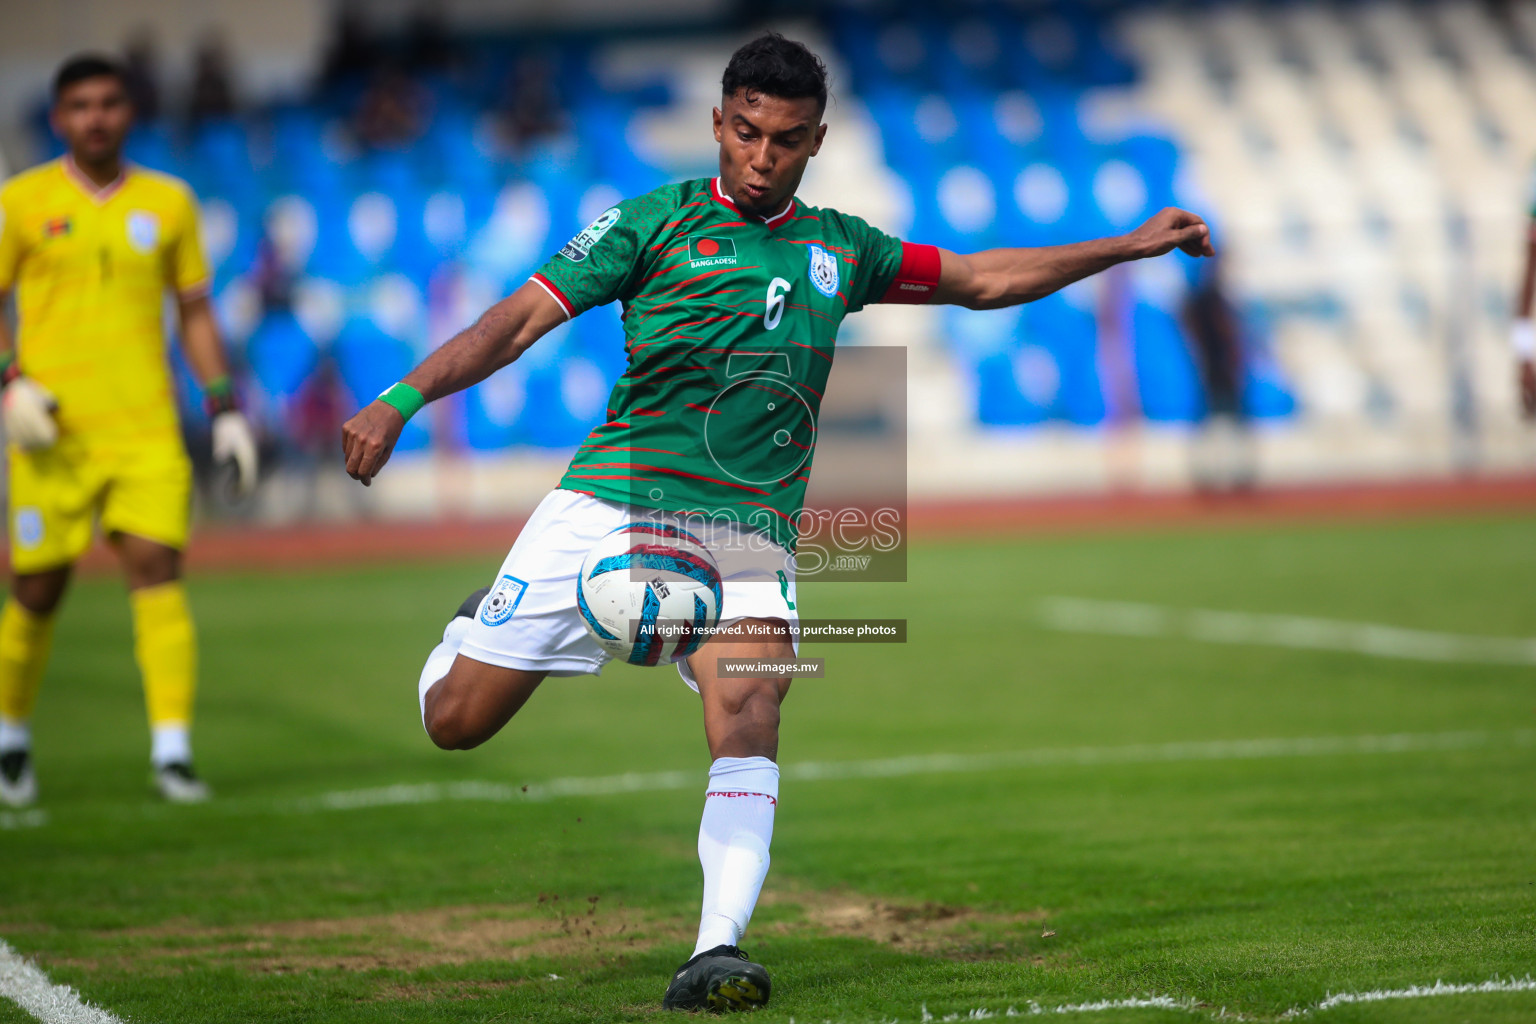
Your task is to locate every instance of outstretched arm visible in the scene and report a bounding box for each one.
[342,281,568,485]
[933,207,1214,310]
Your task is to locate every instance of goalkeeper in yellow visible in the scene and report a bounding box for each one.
[0,56,257,806]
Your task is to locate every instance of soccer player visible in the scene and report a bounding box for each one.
[0,56,258,807]
[1515,161,1536,418]
[342,34,1211,1010]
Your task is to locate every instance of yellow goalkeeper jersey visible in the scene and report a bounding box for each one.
[0,157,209,454]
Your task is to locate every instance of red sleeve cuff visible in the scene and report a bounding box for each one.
[530,273,575,320]
[877,242,941,304]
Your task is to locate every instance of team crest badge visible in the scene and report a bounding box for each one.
[14,507,43,550]
[43,218,72,238]
[127,211,160,252]
[559,207,621,262]
[480,574,528,626]
[807,244,839,298]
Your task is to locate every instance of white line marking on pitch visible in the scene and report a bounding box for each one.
[0,939,125,1024]
[1038,596,1536,666]
[283,728,1532,814]
[922,995,1196,1019]
[0,810,47,830]
[908,974,1536,1021]
[1293,975,1536,1015]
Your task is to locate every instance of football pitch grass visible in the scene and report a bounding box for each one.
[3,511,1533,1023]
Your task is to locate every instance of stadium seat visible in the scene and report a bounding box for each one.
[246,310,321,406]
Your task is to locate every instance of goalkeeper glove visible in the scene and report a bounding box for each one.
[0,358,58,451]
[205,377,259,498]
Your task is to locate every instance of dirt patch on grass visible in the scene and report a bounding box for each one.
[45,886,1053,976]
[246,904,675,973]
[58,895,688,975]
[761,888,1054,960]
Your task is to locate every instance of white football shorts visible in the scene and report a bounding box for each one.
[458,488,800,691]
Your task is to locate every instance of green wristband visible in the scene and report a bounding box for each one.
[204,374,237,415]
[378,382,426,422]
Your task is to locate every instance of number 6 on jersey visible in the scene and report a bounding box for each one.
[764,277,791,330]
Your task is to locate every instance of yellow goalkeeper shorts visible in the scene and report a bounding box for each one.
[7,439,192,573]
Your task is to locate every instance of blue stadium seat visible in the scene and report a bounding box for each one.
[123,122,179,176]
[1020,292,1106,425]
[198,196,258,286]
[1131,303,1202,423]
[246,310,321,405]
[464,371,527,451]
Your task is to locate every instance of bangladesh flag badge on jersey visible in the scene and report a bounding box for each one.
[688,235,737,267]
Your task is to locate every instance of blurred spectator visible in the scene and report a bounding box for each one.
[293,359,347,464]
[188,35,237,125]
[320,6,381,89]
[251,235,297,315]
[1181,255,1254,491]
[123,30,162,121]
[496,55,566,151]
[1514,158,1535,419]
[354,65,431,150]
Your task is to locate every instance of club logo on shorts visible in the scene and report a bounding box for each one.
[127,211,160,253]
[807,244,839,298]
[480,574,528,626]
[14,507,43,550]
[688,235,738,268]
[559,207,621,262]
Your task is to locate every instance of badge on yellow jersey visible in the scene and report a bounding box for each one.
[127,211,159,252]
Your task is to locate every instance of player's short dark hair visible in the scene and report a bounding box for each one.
[53,54,129,102]
[721,33,828,115]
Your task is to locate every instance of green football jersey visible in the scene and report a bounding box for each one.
[532,176,940,551]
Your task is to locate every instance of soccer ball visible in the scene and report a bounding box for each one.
[577,522,724,665]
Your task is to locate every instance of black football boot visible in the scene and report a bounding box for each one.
[662,944,771,1012]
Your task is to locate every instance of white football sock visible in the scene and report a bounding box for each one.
[151,723,191,768]
[0,718,30,754]
[692,755,778,957]
[419,615,472,731]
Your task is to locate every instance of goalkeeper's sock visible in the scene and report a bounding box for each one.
[692,756,778,957]
[0,600,56,744]
[130,582,198,766]
[151,724,192,768]
[0,718,30,755]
